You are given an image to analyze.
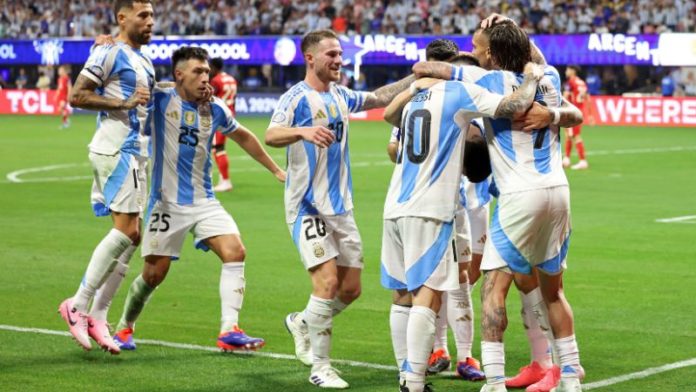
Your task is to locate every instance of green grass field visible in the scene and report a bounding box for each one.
[1,114,695,391]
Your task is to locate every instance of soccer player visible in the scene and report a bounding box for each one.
[55,65,72,129]
[111,46,285,352]
[265,29,416,389]
[209,57,238,192]
[381,53,543,392]
[59,0,155,355]
[563,66,590,170]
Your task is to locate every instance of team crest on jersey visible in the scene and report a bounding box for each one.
[312,242,325,258]
[184,111,196,126]
[329,104,337,118]
[272,112,287,124]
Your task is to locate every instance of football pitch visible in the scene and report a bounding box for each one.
[0,114,695,391]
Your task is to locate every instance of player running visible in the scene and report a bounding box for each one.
[209,57,238,192]
[111,46,285,352]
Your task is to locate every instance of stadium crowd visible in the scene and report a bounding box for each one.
[1,0,695,39]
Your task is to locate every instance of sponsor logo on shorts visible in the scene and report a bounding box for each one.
[312,242,325,258]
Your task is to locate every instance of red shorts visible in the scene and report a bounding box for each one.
[567,125,582,137]
[213,130,226,146]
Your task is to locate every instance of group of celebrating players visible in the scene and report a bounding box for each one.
[57,1,589,392]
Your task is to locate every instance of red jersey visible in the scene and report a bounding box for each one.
[57,74,71,101]
[210,72,237,115]
[565,76,588,108]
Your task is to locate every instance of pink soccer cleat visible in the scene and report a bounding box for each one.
[58,298,91,350]
[506,361,547,388]
[87,318,120,355]
[526,365,560,392]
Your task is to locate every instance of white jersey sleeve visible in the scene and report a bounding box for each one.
[80,44,116,87]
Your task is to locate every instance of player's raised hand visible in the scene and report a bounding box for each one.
[122,87,151,109]
[412,61,433,78]
[94,34,115,47]
[480,13,514,29]
[301,126,335,148]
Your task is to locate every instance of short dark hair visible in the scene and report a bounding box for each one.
[425,39,459,61]
[301,30,338,55]
[171,46,209,78]
[567,65,581,74]
[210,57,224,71]
[113,0,152,19]
[484,20,531,74]
[449,53,480,67]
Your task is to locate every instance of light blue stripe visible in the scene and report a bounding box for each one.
[323,93,345,214]
[112,49,141,155]
[397,92,427,203]
[203,127,215,200]
[475,178,491,206]
[176,101,198,205]
[291,215,304,248]
[430,82,468,185]
[380,262,407,290]
[294,96,319,216]
[405,220,454,292]
[537,232,571,274]
[475,71,506,94]
[150,91,172,203]
[488,118,516,163]
[97,151,132,216]
[533,128,552,174]
[490,204,532,274]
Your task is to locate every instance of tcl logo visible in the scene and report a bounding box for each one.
[0,90,56,114]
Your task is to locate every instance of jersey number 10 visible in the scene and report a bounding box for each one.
[397,109,432,164]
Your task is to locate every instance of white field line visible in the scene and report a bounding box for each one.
[4,145,696,185]
[655,215,696,224]
[1,324,695,388]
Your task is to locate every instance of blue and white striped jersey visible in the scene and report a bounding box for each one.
[459,175,492,210]
[451,65,568,195]
[269,82,369,223]
[80,42,155,158]
[383,81,503,222]
[147,87,238,205]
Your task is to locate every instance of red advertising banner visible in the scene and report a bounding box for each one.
[0,89,60,114]
[590,96,696,127]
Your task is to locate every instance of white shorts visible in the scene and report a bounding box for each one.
[288,211,364,270]
[453,206,473,263]
[381,217,458,292]
[481,186,571,275]
[89,152,147,217]
[468,204,490,254]
[142,199,239,259]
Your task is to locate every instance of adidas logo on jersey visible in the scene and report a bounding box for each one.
[314,110,327,120]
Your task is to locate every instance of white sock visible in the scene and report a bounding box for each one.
[555,335,581,378]
[90,244,137,321]
[433,292,449,353]
[521,288,553,368]
[481,341,506,385]
[73,229,131,312]
[331,297,348,317]
[448,283,474,361]
[405,306,436,392]
[220,262,245,332]
[306,295,334,371]
[389,304,410,381]
[116,274,155,331]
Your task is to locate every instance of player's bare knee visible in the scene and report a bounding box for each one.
[339,285,361,303]
[221,245,245,262]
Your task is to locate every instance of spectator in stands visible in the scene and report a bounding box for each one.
[661,71,676,97]
[15,68,28,89]
[242,68,264,89]
[683,71,696,96]
[36,70,50,90]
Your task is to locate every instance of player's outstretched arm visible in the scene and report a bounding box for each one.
[494,63,543,118]
[265,125,335,148]
[362,74,416,111]
[517,98,583,131]
[412,61,452,80]
[230,125,286,182]
[384,77,443,127]
[70,75,149,111]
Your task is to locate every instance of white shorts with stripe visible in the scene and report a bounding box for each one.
[288,211,364,270]
[89,152,147,217]
[381,217,458,292]
[468,203,490,254]
[481,186,571,275]
[453,206,472,263]
[142,199,239,259]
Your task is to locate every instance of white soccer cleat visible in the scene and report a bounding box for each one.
[551,377,582,392]
[562,157,571,168]
[214,180,233,192]
[284,312,313,366]
[480,383,508,392]
[309,367,349,389]
[570,160,588,170]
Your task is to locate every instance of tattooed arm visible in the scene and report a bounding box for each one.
[517,98,584,131]
[412,61,452,80]
[70,75,149,111]
[362,74,416,110]
[494,63,543,118]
